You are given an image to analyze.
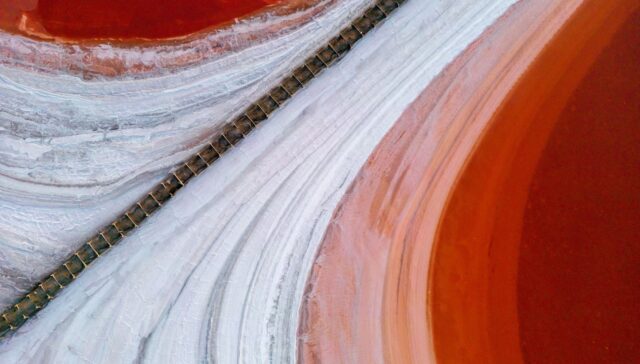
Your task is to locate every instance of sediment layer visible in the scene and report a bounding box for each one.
[296,0,638,362]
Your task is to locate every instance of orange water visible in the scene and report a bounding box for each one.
[430,1,639,363]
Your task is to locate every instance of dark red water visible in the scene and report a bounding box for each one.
[518,8,640,363]
[0,0,282,41]
[430,1,639,363]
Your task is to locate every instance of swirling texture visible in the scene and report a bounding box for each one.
[0,0,370,307]
[0,0,512,361]
[2,0,636,362]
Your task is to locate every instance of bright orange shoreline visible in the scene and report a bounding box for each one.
[298,0,639,363]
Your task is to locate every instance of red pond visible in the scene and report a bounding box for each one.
[0,0,283,41]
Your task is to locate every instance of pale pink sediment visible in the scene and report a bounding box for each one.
[297,0,590,362]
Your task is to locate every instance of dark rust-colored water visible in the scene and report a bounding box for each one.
[0,0,281,41]
[517,9,640,364]
[430,1,639,363]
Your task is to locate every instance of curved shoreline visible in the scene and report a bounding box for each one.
[297,0,602,362]
[0,0,327,78]
[0,1,520,362]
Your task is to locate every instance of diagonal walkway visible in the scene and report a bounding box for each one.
[0,0,408,339]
